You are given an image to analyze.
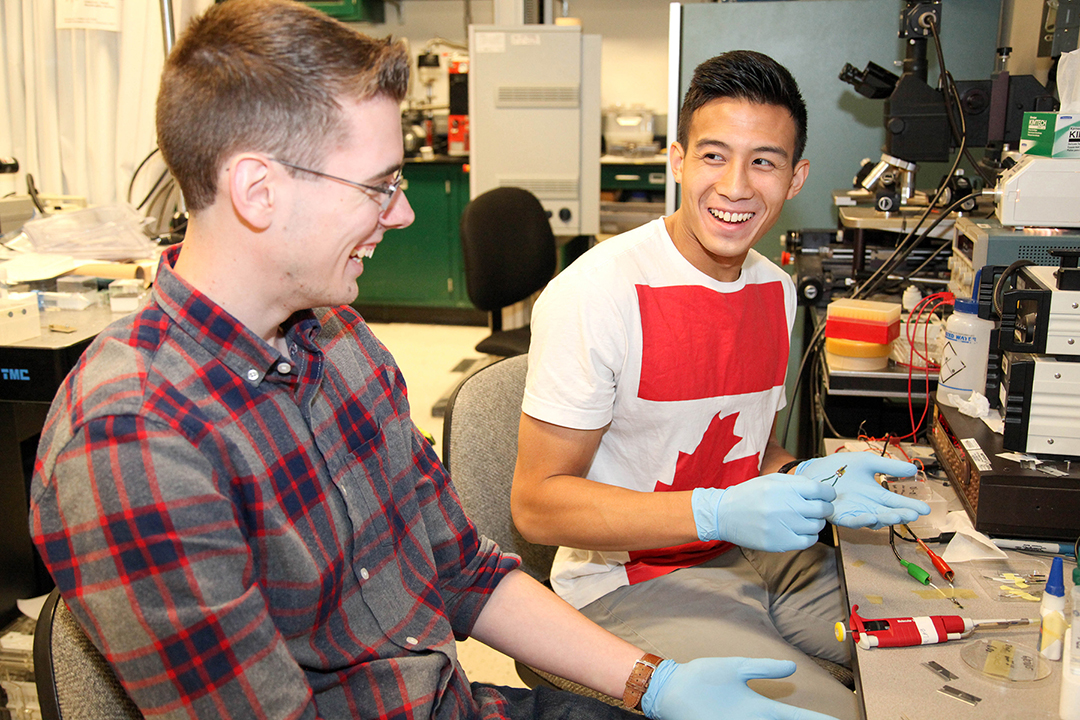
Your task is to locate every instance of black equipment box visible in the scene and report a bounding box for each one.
[930,403,1080,541]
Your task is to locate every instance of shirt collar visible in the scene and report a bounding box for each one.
[152,245,322,386]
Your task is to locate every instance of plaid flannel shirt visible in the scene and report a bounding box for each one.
[30,245,520,720]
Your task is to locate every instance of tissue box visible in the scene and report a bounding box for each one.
[1019,112,1080,158]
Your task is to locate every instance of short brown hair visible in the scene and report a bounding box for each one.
[156,0,409,212]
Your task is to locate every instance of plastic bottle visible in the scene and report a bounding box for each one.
[1038,556,1065,660]
[935,297,994,407]
[901,285,922,312]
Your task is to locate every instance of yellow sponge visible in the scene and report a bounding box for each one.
[825,337,892,358]
[826,298,902,324]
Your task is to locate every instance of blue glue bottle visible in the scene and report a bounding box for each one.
[1039,556,1065,660]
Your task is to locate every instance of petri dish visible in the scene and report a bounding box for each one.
[960,639,1052,682]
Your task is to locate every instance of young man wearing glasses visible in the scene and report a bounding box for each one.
[28,2,844,720]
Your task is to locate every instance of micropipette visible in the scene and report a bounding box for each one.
[836,605,1036,650]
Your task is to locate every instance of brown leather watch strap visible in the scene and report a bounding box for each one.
[623,653,664,710]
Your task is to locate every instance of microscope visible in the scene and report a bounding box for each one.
[840,1,1055,207]
[0,157,32,236]
[786,1,1061,306]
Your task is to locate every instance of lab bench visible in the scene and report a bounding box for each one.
[351,156,484,325]
[836,482,1066,719]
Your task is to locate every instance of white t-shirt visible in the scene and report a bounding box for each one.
[523,218,797,609]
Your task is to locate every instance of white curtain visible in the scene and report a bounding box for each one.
[0,0,210,210]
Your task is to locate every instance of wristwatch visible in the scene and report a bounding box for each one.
[623,653,663,710]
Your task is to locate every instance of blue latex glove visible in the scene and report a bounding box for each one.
[794,452,929,529]
[641,657,840,720]
[691,474,835,552]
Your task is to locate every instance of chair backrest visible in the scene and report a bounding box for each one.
[442,355,557,581]
[34,587,144,720]
[459,187,557,313]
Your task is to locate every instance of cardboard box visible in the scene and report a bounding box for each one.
[1019,112,1080,158]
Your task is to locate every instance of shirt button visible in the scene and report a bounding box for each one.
[277,362,291,374]
[360,568,369,580]
[405,637,418,646]
[246,369,259,381]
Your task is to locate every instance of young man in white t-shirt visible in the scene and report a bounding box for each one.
[513,51,930,720]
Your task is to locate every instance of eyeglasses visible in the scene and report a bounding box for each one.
[272,159,404,212]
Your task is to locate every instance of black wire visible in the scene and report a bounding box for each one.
[814,384,844,439]
[883,190,990,289]
[136,169,170,211]
[895,532,955,544]
[148,179,179,236]
[929,22,994,189]
[890,526,904,562]
[781,319,827,448]
[883,241,952,293]
[928,23,994,188]
[992,259,1035,317]
[25,173,47,214]
[127,147,161,204]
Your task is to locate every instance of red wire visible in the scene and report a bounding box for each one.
[892,292,954,442]
[855,433,913,461]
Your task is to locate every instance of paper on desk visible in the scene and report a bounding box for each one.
[940,510,1008,562]
[981,412,1004,435]
[0,252,83,282]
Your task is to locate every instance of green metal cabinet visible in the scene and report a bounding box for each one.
[600,162,666,193]
[352,160,472,312]
[298,0,384,22]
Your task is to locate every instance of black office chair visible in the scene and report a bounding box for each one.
[34,587,144,720]
[459,187,557,357]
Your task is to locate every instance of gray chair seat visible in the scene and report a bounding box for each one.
[34,586,144,720]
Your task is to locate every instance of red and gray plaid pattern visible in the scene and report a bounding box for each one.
[30,246,520,720]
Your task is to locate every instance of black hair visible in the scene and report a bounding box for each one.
[677,50,807,162]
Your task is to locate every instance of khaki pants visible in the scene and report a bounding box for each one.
[579,543,859,720]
